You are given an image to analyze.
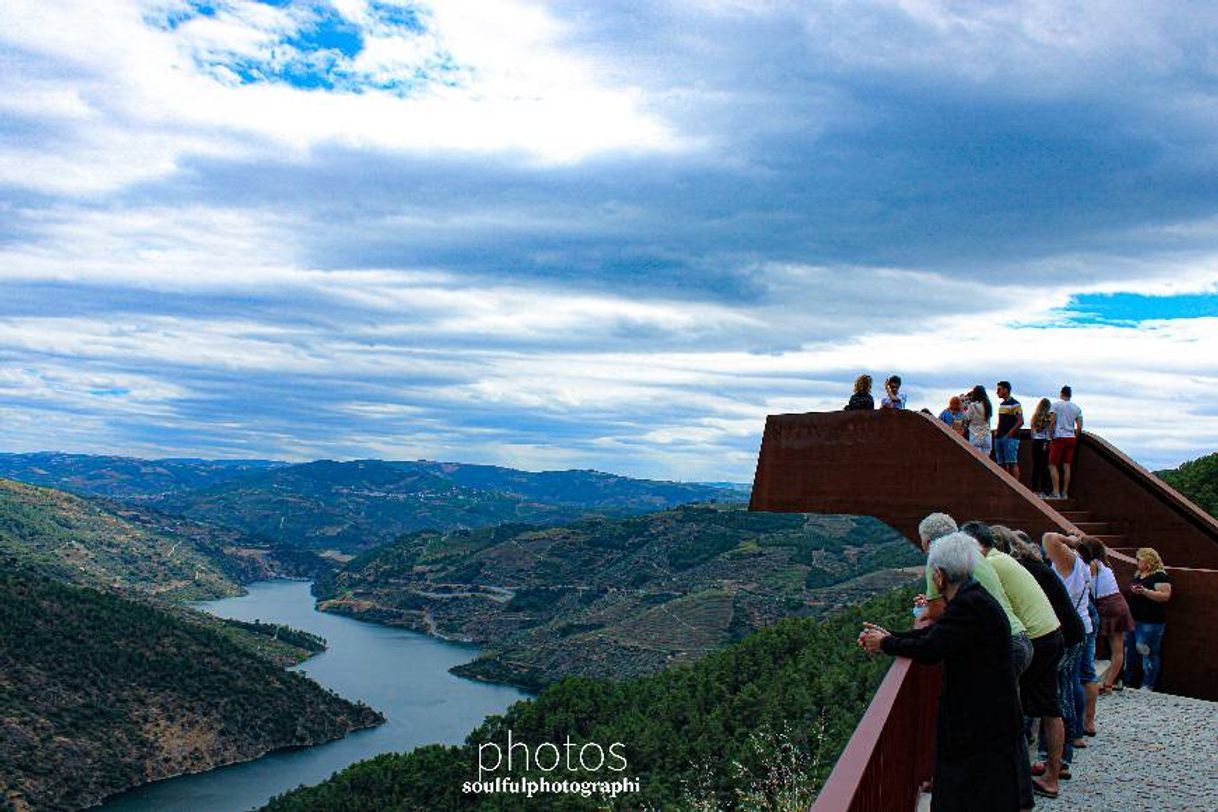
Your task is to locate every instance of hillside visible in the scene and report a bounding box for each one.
[152,459,743,552]
[0,478,250,600]
[1158,451,1218,518]
[316,504,923,689]
[262,584,917,812]
[0,452,282,498]
[0,568,383,812]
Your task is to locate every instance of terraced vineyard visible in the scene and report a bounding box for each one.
[317,504,923,688]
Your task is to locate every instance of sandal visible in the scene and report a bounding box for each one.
[1032,779,1059,799]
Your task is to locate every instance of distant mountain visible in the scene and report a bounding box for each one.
[0,478,255,600]
[1158,452,1218,518]
[0,453,749,553]
[0,452,284,498]
[0,566,382,812]
[387,460,752,510]
[152,459,745,552]
[315,504,923,689]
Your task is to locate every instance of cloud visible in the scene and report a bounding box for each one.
[1,1,1218,479]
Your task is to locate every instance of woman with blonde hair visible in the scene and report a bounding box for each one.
[1124,547,1173,691]
[1029,398,1052,496]
[845,374,875,411]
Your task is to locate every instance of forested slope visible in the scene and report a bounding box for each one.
[1158,451,1218,518]
[0,568,383,812]
[317,504,922,688]
[262,584,917,811]
[0,478,246,599]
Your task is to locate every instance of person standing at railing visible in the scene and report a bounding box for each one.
[1040,530,1096,750]
[844,374,875,411]
[1028,398,1053,497]
[881,375,907,409]
[1085,537,1135,694]
[994,381,1024,480]
[860,532,1024,812]
[961,521,1063,803]
[1124,547,1173,691]
[1047,386,1084,499]
[938,396,966,436]
[997,528,1086,789]
[965,385,993,456]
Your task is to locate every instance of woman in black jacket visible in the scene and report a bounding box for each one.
[860,532,1023,812]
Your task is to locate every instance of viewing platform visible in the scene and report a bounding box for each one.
[747,409,1218,811]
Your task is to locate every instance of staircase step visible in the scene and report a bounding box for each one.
[1073,522,1116,535]
[1058,510,1094,522]
[1090,535,1128,546]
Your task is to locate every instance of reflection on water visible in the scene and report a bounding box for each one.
[100,580,527,812]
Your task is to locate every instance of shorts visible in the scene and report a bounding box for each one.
[1020,630,1064,718]
[995,436,1020,465]
[1078,631,1097,683]
[1049,436,1077,466]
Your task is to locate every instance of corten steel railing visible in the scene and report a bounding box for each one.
[809,658,940,812]
[750,409,1218,699]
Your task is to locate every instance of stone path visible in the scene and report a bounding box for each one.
[1038,687,1218,811]
[916,684,1218,812]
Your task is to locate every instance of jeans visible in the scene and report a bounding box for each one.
[1075,631,1095,733]
[1041,640,1084,765]
[1124,622,1166,689]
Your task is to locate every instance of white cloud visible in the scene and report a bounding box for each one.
[0,0,685,194]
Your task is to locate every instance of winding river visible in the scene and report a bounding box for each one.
[100,580,528,812]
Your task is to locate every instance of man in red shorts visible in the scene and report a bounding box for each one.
[1048,386,1083,499]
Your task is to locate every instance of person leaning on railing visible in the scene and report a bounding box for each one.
[859,532,1024,812]
[997,527,1086,787]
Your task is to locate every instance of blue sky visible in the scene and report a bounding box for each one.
[2,1,1217,479]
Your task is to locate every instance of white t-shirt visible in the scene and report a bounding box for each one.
[1050,399,1082,439]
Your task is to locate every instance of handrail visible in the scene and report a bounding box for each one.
[810,658,940,812]
[1078,431,1218,540]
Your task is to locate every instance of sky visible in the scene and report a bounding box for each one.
[2,0,1217,481]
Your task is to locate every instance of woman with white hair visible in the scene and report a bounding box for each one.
[860,533,1023,811]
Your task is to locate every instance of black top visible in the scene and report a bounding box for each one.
[844,392,874,411]
[1129,572,1172,623]
[1019,558,1084,646]
[882,580,1022,756]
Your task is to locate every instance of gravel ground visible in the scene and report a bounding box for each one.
[1036,687,1218,811]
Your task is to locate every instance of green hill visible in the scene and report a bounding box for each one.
[0,567,383,812]
[1158,451,1218,518]
[260,584,916,812]
[0,478,250,600]
[316,504,923,689]
[152,460,744,553]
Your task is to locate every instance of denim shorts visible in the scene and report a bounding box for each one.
[1078,631,1097,683]
[995,436,1020,465]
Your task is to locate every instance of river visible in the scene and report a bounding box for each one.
[99,580,528,812]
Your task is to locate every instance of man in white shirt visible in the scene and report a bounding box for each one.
[1048,386,1083,499]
